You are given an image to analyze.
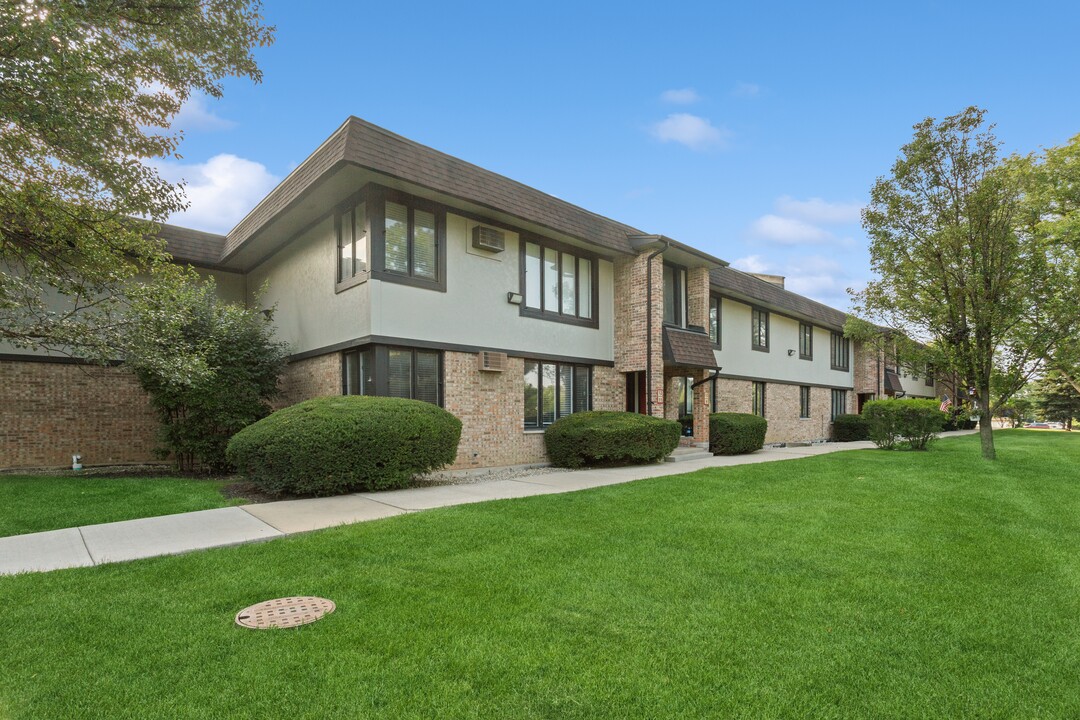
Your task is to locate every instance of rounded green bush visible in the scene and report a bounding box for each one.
[225,396,462,496]
[544,411,681,468]
[709,413,768,455]
[832,413,870,442]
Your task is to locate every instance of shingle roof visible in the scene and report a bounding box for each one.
[158,223,227,267]
[663,326,720,369]
[710,265,849,330]
[222,117,644,261]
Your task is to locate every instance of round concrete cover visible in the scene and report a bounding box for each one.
[235,596,336,629]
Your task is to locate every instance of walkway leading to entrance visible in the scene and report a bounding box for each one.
[0,433,977,576]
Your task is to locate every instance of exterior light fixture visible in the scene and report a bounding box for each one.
[787,349,795,356]
[507,292,523,304]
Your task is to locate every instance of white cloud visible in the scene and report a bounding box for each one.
[660,88,701,105]
[750,214,831,244]
[774,196,862,225]
[732,82,761,97]
[173,93,236,132]
[154,154,280,234]
[651,113,730,151]
[732,255,771,273]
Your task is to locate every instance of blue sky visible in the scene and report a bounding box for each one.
[161,0,1080,311]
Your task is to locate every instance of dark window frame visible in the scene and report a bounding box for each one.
[925,364,935,387]
[752,381,766,417]
[518,233,600,329]
[831,389,847,420]
[751,308,770,352]
[369,187,448,292]
[799,385,811,418]
[334,190,372,292]
[523,360,593,429]
[663,261,688,328]
[799,322,813,360]
[709,294,722,348]
[830,332,850,371]
[342,344,444,406]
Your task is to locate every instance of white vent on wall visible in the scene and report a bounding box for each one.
[478,351,508,372]
[472,225,506,253]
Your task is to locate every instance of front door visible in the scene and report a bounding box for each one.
[625,372,647,414]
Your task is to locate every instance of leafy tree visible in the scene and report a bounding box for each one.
[0,1,274,358]
[853,107,1075,460]
[126,274,288,472]
[1033,372,1080,430]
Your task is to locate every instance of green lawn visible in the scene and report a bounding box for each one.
[0,475,243,537]
[0,431,1077,718]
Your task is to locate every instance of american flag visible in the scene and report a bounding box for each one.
[940,395,952,412]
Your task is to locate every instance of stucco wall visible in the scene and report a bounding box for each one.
[713,297,853,389]
[373,213,614,362]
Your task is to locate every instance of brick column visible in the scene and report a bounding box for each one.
[692,368,710,444]
[687,266,712,445]
[614,251,665,417]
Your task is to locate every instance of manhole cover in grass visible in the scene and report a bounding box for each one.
[235,596,335,630]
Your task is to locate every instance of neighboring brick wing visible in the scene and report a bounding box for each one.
[276,354,340,409]
[0,360,158,468]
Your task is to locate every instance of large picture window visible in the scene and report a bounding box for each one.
[342,345,443,406]
[830,332,850,371]
[521,237,598,326]
[752,308,769,351]
[524,361,591,429]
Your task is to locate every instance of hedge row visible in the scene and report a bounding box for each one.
[226,396,462,496]
[709,413,768,455]
[863,398,946,450]
[832,414,870,442]
[544,411,681,468]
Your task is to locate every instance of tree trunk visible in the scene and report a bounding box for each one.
[978,387,996,460]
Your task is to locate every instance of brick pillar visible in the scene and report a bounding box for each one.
[614,251,665,417]
[688,266,711,445]
[692,368,710,444]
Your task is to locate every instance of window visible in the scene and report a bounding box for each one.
[524,361,591,429]
[342,346,443,406]
[830,332,850,371]
[799,323,813,360]
[800,386,811,418]
[709,295,722,346]
[371,188,445,290]
[831,389,847,420]
[752,381,766,417]
[337,202,368,285]
[663,263,687,327]
[676,376,694,418]
[925,364,935,387]
[752,308,769,351]
[522,237,597,326]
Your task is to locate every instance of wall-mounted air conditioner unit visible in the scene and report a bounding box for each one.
[478,351,508,372]
[472,225,505,253]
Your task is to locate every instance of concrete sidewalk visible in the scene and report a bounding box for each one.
[0,432,975,576]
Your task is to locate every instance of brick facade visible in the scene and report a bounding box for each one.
[614,252,664,417]
[0,359,158,469]
[276,353,340,409]
[712,377,852,444]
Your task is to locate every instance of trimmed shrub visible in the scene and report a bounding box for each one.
[225,396,462,496]
[863,399,947,450]
[709,413,768,455]
[832,413,869,442]
[544,411,680,468]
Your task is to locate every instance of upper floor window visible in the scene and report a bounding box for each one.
[799,322,813,360]
[925,364,935,387]
[709,295,722,346]
[521,237,597,327]
[524,361,591,429]
[370,188,446,291]
[337,202,368,285]
[752,308,769,351]
[663,263,687,327]
[830,332,850,371]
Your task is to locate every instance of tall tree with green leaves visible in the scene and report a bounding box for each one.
[853,107,1074,460]
[1033,372,1080,430]
[0,1,274,358]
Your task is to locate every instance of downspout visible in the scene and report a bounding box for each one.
[645,240,670,416]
